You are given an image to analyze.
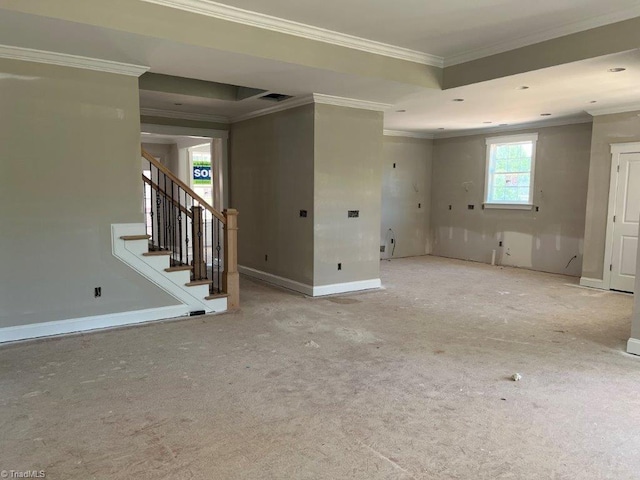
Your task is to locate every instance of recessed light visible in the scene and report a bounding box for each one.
[540,113,552,116]
[483,121,493,124]
[396,109,406,113]
[438,128,445,130]
[608,67,626,73]
[517,86,530,90]
[499,124,508,126]
[452,98,465,102]
[589,100,597,104]
[174,103,183,106]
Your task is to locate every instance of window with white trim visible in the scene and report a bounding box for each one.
[484,133,538,209]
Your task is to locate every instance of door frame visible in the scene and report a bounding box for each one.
[141,123,229,211]
[603,142,640,290]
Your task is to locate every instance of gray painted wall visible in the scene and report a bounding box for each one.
[0,59,178,329]
[140,115,229,132]
[443,17,640,89]
[229,105,315,285]
[314,104,384,286]
[229,103,383,289]
[582,111,640,281]
[142,142,172,165]
[431,123,592,276]
[381,136,433,259]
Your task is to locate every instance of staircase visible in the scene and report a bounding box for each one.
[112,147,239,315]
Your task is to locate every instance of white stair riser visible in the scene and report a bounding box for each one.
[164,270,191,284]
[204,297,227,311]
[124,239,150,255]
[186,284,210,298]
[142,255,171,270]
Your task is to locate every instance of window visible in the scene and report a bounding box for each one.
[484,133,537,210]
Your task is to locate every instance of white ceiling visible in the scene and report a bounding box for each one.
[205,0,640,59]
[3,3,640,135]
[385,49,640,134]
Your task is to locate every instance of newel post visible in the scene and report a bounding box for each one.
[223,208,239,309]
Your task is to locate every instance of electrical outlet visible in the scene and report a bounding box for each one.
[393,163,396,168]
[299,209,308,217]
[449,205,452,210]
[94,287,102,298]
[535,206,539,212]
[468,204,475,210]
[391,238,394,244]
[348,210,359,218]
[380,245,385,253]
[338,263,342,270]
[265,254,268,261]
[499,241,503,247]
[418,203,421,208]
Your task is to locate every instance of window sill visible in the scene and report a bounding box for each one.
[483,203,533,211]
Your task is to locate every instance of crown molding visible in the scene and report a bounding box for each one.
[232,93,391,123]
[586,102,640,116]
[232,94,315,123]
[0,44,149,76]
[313,94,392,112]
[434,115,592,139]
[444,5,640,67]
[140,0,443,67]
[140,107,230,124]
[384,130,434,140]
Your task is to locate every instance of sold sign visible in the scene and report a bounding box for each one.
[193,161,211,185]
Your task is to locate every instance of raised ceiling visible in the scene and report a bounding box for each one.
[187,0,640,62]
[2,0,640,136]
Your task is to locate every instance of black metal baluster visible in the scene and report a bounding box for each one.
[177,186,183,266]
[145,176,152,241]
[203,208,208,281]
[151,183,155,248]
[216,219,222,294]
[185,190,190,279]
[163,173,168,252]
[155,167,161,251]
[170,179,175,265]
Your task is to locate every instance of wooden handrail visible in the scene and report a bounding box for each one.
[142,175,193,218]
[141,147,226,224]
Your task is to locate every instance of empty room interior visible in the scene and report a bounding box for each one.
[2,1,640,478]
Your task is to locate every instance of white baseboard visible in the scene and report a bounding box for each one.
[312,278,382,296]
[627,338,640,356]
[579,277,606,290]
[238,265,381,297]
[0,305,189,344]
[238,265,314,296]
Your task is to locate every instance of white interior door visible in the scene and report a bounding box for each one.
[610,152,640,293]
